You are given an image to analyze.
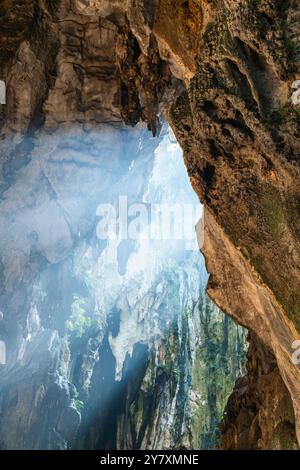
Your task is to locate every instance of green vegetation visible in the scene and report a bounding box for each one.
[269,422,299,450]
[125,294,247,450]
[202,21,215,44]
[284,37,300,62]
[74,399,84,413]
[262,187,286,240]
[293,108,300,123]
[66,295,92,338]
[191,298,247,449]
[268,108,286,126]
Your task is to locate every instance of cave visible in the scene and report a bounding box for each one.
[0,0,300,456]
[0,120,247,450]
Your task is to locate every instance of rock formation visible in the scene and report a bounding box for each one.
[0,120,246,449]
[0,0,299,450]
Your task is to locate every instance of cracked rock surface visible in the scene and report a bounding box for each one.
[0,0,299,450]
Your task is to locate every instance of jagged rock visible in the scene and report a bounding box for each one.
[0,0,299,450]
[168,0,300,446]
[220,333,298,450]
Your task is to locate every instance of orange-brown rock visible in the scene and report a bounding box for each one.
[220,333,298,450]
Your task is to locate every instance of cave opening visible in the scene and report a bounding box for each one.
[0,121,247,450]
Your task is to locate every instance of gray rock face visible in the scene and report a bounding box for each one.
[0,119,246,449]
[0,124,160,449]
[0,329,80,450]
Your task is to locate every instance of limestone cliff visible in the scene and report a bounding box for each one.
[168,0,300,447]
[0,0,299,450]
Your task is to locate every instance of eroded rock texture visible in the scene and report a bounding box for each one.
[220,333,298,450]
[0,0,299,450]
[169,0,300,447]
